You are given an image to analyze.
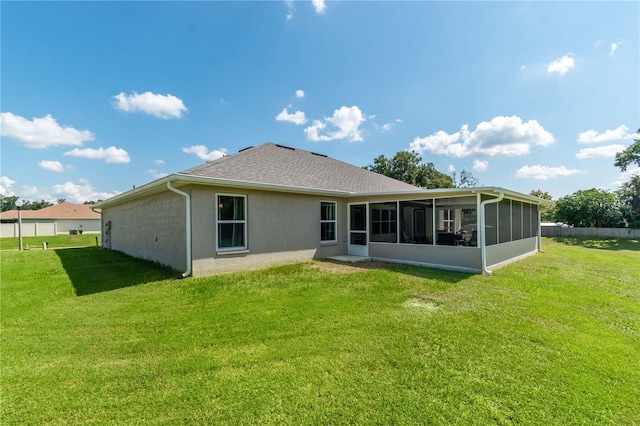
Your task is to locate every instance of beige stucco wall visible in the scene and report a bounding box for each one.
[190,186,347,276]
[101,191,187,272]
[56,219,101,234]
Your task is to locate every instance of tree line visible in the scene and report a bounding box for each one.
[534,128,640,228]
[367,128,640,229]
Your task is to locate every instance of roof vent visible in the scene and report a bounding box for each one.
[274,144,295,151]
[238,146,253,152]
[311,152,327,158]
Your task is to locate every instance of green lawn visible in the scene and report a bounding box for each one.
[0,234,101,250]
[1,238,639,424]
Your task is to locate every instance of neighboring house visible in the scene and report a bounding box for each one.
[0,202,101,238]
[95,143,551,277]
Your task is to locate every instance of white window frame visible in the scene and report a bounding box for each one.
[443,209,455,232]
[216,193,247,252]
[320,200,337,243]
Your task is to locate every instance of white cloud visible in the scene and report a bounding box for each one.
[145,169,169,179]
[577,125,633,144]
[1,176,16,195]
[410,116,554,158]
[276,108,308,125]
[448,165,456,173]
[285,0,294,20]
[576,144,626,159]
[52,178,121,203]
[182,145,227,161]
[38,160,64,172]
[610,43,619,56]
[473,159,489,172]
[305,105,366,142]
[0,112,94,149]
[295,89,305,98]
[64,146,131,164]
[547,54,575,75]
[113,91,187,119]
[618,166,640,183]
[154,159,165,167]
[516,165,582,180]
[373,120,395,132]
[20,185,42,200]
[312,0,326,14]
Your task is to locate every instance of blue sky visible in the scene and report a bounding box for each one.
[1,1,638,203]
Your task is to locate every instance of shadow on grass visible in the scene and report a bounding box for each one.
[55,247,178,296]
[316,259,472,284]
[551,237,640,251]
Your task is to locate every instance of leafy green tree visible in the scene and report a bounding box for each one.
[529,189,555,221]
[617,175,640,228]
[26,200,53,210]
[614,128,640,172]
[554,188,623,227]
[452,169,479,188]
[366,151,454,189]
[1,195,19,212]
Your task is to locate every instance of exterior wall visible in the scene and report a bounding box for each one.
[190,186,347,276]
[369,243,482,273]
[486,237,538,269]
[101,191,187,272]
[56,219,101,234]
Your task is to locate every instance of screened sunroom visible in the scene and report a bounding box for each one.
[347,189,545,274]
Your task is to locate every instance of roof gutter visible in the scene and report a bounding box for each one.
[166,181,192,278]
[479,191,504,275]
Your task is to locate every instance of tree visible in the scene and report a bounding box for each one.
[452,169,479,188]
[529,189,555,222]
[1,195,20,212]
[27,200,53,210]
[366,151,454,189]
[617,175,640,228]
[614,128,640,172]
[554,188,623,227]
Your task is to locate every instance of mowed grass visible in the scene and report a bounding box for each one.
[1,238,639,424]
[0,234,100,250]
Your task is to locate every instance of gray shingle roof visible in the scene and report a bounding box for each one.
[179,143,420,194]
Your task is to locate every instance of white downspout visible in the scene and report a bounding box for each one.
[537,206,543,253]
[479,191,504,275]
[167,181,192,278]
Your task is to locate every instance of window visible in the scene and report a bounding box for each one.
[217,194,246,250]
[321,201,337,242]
[442,209,455,232]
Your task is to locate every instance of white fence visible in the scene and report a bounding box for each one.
[1,222,56,238]
[542,226,640,239]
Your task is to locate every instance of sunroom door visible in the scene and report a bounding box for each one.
[348,203,368,256]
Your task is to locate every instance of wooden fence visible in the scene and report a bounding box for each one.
[542,226,640,239]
